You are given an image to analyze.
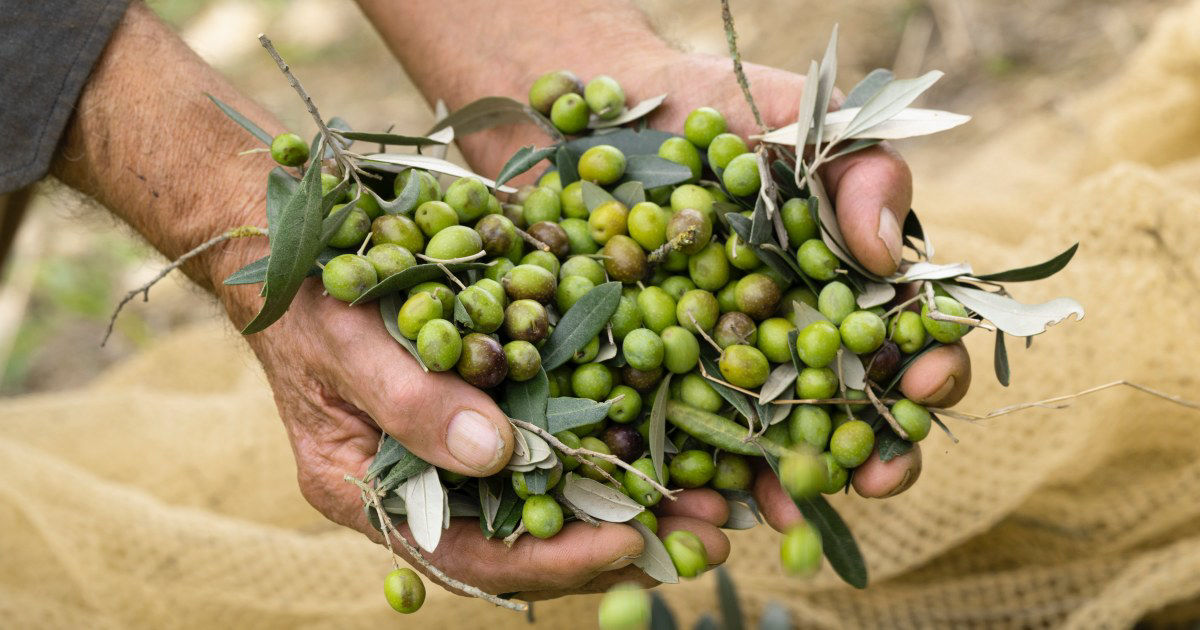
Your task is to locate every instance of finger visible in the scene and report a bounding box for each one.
[751,467,803,532]
[517,566,658,601]
[899,341,972,407]
[852,443,923,498]
[656,488,730,526]
[658,516,732,569]
[331,307,515,477]
[822,144,913,277]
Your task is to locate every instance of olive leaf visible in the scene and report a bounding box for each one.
[581,180,616,212]
[366,435,407,482]
[758,603,793,630]
[994,330,1011,387]
[621,155,694,189]
[759,363,798,404]
[546,397,617,434]
[427,99,454,159]
[496,145,558,187]
[371,168,422,216]
[224,248,339,286]
[555,144,579,186]
[793,59,821,158]
[975,242,1079,282]
[523,469,550,495]
[266,167,299,236]
[357,153,518,193]
[716,567,745,630]
[832,70,944,142]
[563,127,677,158]
[649,373,673,483]
[762,452,868,588]
[426,96,562,142]
[839,349,867,390]
[697,356,758,425]
[561,473,643,522]
[856,281,895,308]
[766,107,970,145]
[404,466,447,552]
[351,262,488,305]
[378,448,432,494]
[749,193,773,245]
[826,138,884,162]
[479,478,503,533]
[332,130,446,146]
[447,492,481,517]
[205,93,273,146]
[893,261,973,282]
[492,499,523,539]
[379,294,429,372]
[842,68,894,109]
[902,208,934,260]
[539,282,622,370]
[588,93,667,129]
[939,282,1085,337]
[240,149,325,335]
[876,427,914,462]
[505,368,549,431]
[695,616,719,630]
[812,24,839,150]
[720,494,763,530]
[613,180,646,207]
[629,519,680,584]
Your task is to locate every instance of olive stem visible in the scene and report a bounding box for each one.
[880,294,922,321]
[355,223,372,256]
[647,227,697,265]
[719,0,768,136]
[865,384,910,440]
[502,522,527,547]
[558,494,602,527]
[102,225,268,347]
[696,358,761,399]
[772,396,899,405]
[237,147,270,156]
[688,313,725,354]
[927,379,1200,422]
[509,419,678,501]
[435,263,467,291]
[343,475,528,612]
[514,227,551,253]
[416,250,488,264]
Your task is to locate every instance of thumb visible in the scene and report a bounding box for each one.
[352,340,515,477]
[822,143,913,277]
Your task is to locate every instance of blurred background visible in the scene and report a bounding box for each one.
[0,0,1180,395]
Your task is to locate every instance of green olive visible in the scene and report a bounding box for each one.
[598,583,651,630]
[722,153,761,197]
[716,282,740,314]
[796,239,839,281]
[921,296,971,343]
[269,132,309,167]
[485,258,515,283]
[584,75,626,119]
[725,234,761,271]
[688,242,731,292]
[817,281,856,326]
[556,274,596,313]
[636,286,677,333]
[372,214,425,252]
[425,224,483,260]
[538,170,563,192]
[383,567,426,614]
[572,362,614,401]
[666,207,713,255]
[410,281,455,315]
[556,430,582,470]
[660,326,701,374]
[669,184,714,222]
[321,173,347,202]
[475,213,518,256]
[580,436,618,481]
[711,452,752,491]
[610,295,643,341]
[588,199,629,244]
[676,289,719,334]
[473,278,507,309]
[889,310,927,354]
[394,168,441,208]
[365,244,416,279]
[322,253,377,303]
[779,522,823,578]
[663,530,708,579]
[719,344,769,389]
[578,144,627,185]
[504,299,550,343]
[457,285,504,333]
[756,317,796,363]
[521,249,561,276]
[658,137,702,182]
[669,449,716,488]
[443,177,491,223]
[795,320,841,369]
[522,494,564,539]
[624,457,668,507]
[397,292,443,340]
[414,200,459,237]
[326,204,371,249]
[796,366,839,400]
[416,318,463,371]
[839,310,887,354]
[778,287,818,318]
[779,450,827,501]
[706,133,748,170]
[735,273,782,320]
[788,405,832,449]
[523,186,563,225]
[560,217,599,254]
[829,420,875,468]
[684,107,726,148]
[550,92,590,134]
[503,264,557,304]
[780,197,818,244]
[891,398,932,441]
[659,276,696,302]
[623,328,665,372]
[560,181,588,218]
[713,312,758,348]
[821,451,848,494]
[627,201,669,251]
[632,510,658,534]
[607,385,643,423]
[528,69,583,113]
[603,235,647,284]
[504,340,542,382]
[678,372,723,412]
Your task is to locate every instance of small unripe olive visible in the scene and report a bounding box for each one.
[889,310,927,354]
[504,340,542,382]
[416,318,463,371]
[473,278,507,309]
[538,169,563,192]
[415,200,459,237]
[621,364,664,393]
[503,264,558,304]
[560,180,588,218]
[598,583,651,630]
[663,530,708,579]
[663,249,689,272]
[688,242,731,292]
[588,199,629,244]
[676,289,719,334]
[456,333,508,389]
[757,317,796,363]
[557,274,596,313]
[796,320,841,369]
[716,282,739,314]
[829,420,875,468]
[607,384,643,423]
[322,253,377,303]
[584,75,626,119]
[891,398,932,441]
[797,366,839,400]
[410,282,454,315]
[393,168,441,207]
[383,567,426,614]
[725,234,761,271]
[921,296,971,343]
[485,258,515,283]
[457,285,504,333]
[779,287,819,318]
[707,133,748,170]
[560,218,599,254]
[372,214,425,252]
[550,92,590,134]
[393,290,445,343]
[521,249,561,276]
[632,510,658,534]
[504,299,550,343]
[636,287,677,333]
[610,295,643,341]
[670,449,716,488]
[526,221,569,258]
[603,235,648,284]
[779,450,827,501]
[780,197,818,244]
[714,312,758,348]
[658,136,702,182]
[425,224,483,260]
[561,255,607,285]
[711,452,752,491]
[578,144,627,185]
[573,362,614,401]
[270,132,309,167]
[684,107,726,148]
[528,69,584,114]
[817,281,856,326]
[669,184,715,222]
[735,273,782,320]
[722,153,761,197]
[840,310,887,354]
[660,326,700,374]
[522,494,564,539]
[780,522,823,578]
[327,204,371,249]
[623,328,665,372]
[443,177,491,223]
[580,436,618,481]
[624,457,667,506]
[365,243,416,279]
[627,201,669,251]
[821,451,849,494]
[556,430,582,470]
[677,372,722,412]
[659,276,696,302]
[796,239,839,281]
[666,207,713,255]
[523,186,562,225]
[866,340,902,383]
[789,405,832,449]
[321,173,347,202]
[573,335,601,363]
[475,213,517,256]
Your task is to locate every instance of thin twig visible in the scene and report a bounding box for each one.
[416,250,488,264]
[929,380,1200,421]
[503,523,527,547]
[772,396,899,405]
[697,358,762,399]
[558,494,601,527]
[509,419,678,501]
[344,475,527,612]
[865,385,909,440]
[436,263,467,291]
[102,226,267,346]
[927,310,995,331]
[514,227,551,253]
[647,227,697,265]
[688,313,724,354]
[719,0,767,135]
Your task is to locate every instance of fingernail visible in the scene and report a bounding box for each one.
[603,554,640,571]
[878,207,903,268]
[446,410,506,473]
[927,376,956,405]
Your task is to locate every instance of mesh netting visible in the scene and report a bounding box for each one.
[3,3,1200,627]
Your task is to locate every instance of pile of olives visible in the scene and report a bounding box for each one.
[287,70,974,611]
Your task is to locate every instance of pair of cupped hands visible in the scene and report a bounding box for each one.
[240,51,972,600]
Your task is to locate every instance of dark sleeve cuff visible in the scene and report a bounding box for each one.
[0,0,132,193]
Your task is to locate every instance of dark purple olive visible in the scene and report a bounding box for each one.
[602,424,646,463]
